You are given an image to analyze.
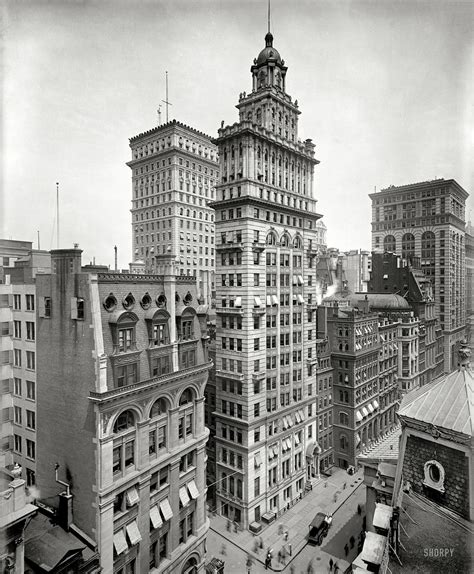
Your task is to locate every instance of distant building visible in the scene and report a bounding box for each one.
[0,250,51,487]
[0,239,33,284]
[128,120,218,300]
[466,222,474,354]
[339,250,371,293]
[369,251,444,386]
[370,178,469,372]
[36,249,211,573]
[326,301,382,469]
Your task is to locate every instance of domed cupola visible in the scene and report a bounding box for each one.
[251,31,288,93]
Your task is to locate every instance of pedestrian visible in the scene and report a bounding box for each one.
[333,493,338,503]
[278,550,282,564]
[253,539,259,553]
[220,543,227,556]
[288,542,292,556]
[284,530,289,541]
[357,503,362,515]
[344,543,349,556]
[334,562,339,574]
[343,482,347,490]
[329,557,334,571]
[307,559,314,574]
[259,537,263,549]
[226,519,231,532]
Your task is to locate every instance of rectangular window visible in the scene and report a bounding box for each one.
[13,295,21,310]
[117,363,138,387]
[26,321,35,341]
[14,320,21,338]
[14,377,22,396]
[44,297,52,317]
[14,349,21,367]
[26,439,35,460]
[14,434,22,453]
[26,409,36,430]
[118,327,134,352]
[26,294,35,311]
[14,406,22,425]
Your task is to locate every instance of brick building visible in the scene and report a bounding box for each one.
[35,248,210,574]
[210,28,324,529]
[369,178,469,372]
[128,120,218,300]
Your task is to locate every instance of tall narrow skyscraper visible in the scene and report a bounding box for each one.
[211,29,325,528]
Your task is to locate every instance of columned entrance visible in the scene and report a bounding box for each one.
[306,441,322,480]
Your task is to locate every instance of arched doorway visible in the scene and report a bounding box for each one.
[306,441,322,480]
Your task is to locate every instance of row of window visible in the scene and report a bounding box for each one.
[12,320,35,340]
[12,294,35,311]
[13,435,35,459]
[13,349,36,370]
[13,377,36,400]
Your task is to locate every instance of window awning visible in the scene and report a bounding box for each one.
[292,275,298,285]
[113,530,128,555]
[282,416,288,429]
[298,275,304,285]
[188,479,199,500]
[179,486,190,507]
[297,294,305,304]
[287,438,292,450]
[356,433,361,445]
[266,296,272,306]
[150,505,163,529]
[235,297,242,307]
[126,521,142,546]
[150,247,155,253]
[254,296,262,307]
[254,452,261,468]
[160,498,173,521]
[126,487,139,507]
[287,416,293,427]
[362,407,369,417]
[295,411,301,424]
[373,400,379,409]
[271,295,279,305]
[294,433,300,445]
[356,411,363,422]
[368,403,374,413]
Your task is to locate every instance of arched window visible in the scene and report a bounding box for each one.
[113,410,135,433]
[402,233,415,261]
[280,234,290,247]
[384,235,396,253]
[182,556,198,574]
[339,412,349,426]
[112,410,136,478]
[150,398,168,418]
[179,387,194,406]
[266,232,277,246]
[421,231,436,277]
[178,387,195,441]
[293,236,302,249]
[149,398,169,456]
[340,434,348,450]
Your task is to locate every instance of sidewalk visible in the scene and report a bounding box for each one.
[209,467,365,572]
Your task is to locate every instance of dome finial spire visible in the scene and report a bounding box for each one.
[268,0,271,34]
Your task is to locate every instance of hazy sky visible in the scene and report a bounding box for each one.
[3,0,473,268]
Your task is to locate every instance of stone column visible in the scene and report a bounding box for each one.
[195,396,205,435]
[168,407,180,450]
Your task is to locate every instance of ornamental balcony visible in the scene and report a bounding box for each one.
[252,241,266,252]
[215,369,244,381]
[216,242,244,252]
[215,306,244,315]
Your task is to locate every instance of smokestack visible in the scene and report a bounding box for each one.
[114,245,118,272]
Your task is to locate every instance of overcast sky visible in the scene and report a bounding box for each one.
[3,0,473,269]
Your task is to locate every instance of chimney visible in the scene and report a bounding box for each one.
[317,306,328,339]
[58,492,73,531]
[51,248,83,275]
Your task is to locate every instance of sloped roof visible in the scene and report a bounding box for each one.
[398,366,474,437]
[25,514,85,571]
